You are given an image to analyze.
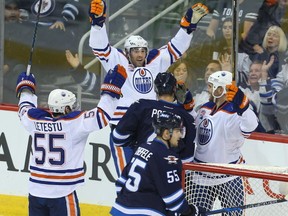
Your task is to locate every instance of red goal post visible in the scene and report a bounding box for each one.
[182,163,288,216]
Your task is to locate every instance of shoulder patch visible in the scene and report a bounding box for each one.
[164,155,179,164]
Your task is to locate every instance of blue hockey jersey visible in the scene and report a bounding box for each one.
[110,139,191,216]
[112,99,196,163]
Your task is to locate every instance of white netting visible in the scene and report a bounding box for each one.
[183,163,288,216]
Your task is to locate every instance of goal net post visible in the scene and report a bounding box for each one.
[182,163,288,216]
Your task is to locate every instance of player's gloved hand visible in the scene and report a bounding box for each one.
[181,204,207,216]
[101,64,127,99]
[16,72,36,98]
[226,84,249,116]
[180,3,209,34]
[89,0,106,27]
[176,81,195,112]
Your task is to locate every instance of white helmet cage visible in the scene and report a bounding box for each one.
[48,89,79,113]
[124,35,149,54]
[208,71,232,98]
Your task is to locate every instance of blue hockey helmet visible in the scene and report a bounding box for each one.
[153,111,183,136]
[154,72,177,96]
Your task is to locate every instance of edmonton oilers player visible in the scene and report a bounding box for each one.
[16,64,127,216]
[112,72,196,176]
[192,71,258,214]
[110,111,206,216]
[88,0,209,175]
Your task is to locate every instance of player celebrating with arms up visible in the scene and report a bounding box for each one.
[16,65,127,216]
[110,111,206,216]
[192,71,259,214]
[88,0,209,176]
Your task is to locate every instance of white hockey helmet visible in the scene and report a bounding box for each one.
[48,89,78,113]
[124,35,148,53]
[208,71,232,98]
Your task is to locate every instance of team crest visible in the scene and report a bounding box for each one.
[164,155,179,164]
[133,68,153,94]
[31,0,56,17]
[198,118,213,145]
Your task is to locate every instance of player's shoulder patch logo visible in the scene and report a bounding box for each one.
[198,118,213,145]
[164,155,179,164]
[133,67,153,94]
[31,0,56,17]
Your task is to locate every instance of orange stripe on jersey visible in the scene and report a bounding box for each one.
[93,49,111,57]
[114,111,126,116]
[167,43,178,61]
[116,146,126,172]
[68,193,76,216]
[31,172,84,179]
[98,108,108,126]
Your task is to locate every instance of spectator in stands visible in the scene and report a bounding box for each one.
[240,0,288,55]
[212,17,252,83]
[65,50,100,97]
[168,58,194,92]
[206,0,261,40]
[259,55,288,133]
[194,60,222,111]
[18,0,81,31]
[192,70,258,213]
[270,59,288,134]
[239,60,268,132]
[212,17,232,61]
[5,0,21,22]
[249,25,287,78]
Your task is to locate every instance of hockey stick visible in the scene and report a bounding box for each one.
[26,0,43,76]
[205,199,287,215]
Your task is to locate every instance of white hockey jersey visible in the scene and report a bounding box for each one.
[194,101,258,164]
[89,24,193,125]
[18,92,117,198]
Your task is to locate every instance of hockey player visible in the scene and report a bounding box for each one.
[192,71,258,214]
[110,111,206,216]
[88,0,209,174]
[111,72,196,176]
[16,64,127,216]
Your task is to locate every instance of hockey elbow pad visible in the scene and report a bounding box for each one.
[16,72,36,98]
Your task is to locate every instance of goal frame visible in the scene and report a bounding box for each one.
[182,163,288,215]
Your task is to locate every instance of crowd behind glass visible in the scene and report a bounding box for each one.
[2,0,288,134]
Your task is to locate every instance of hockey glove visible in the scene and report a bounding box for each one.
[181,204,207,216]
[101,64,127,99]
[226,84,249,116]
[176,81,195,112]
[180,3,209,34]
[89,0,107,27]
[16,71,36,98]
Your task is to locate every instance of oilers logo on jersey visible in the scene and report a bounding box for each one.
[198,118,213,145]
[133,68,153,94]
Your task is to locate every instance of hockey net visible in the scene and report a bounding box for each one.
[182,163,288,216]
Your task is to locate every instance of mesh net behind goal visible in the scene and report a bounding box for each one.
[182,163,288,216]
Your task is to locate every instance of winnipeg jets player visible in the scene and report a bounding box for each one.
[88,0,209,174]
[192,71,258,214]
[16,64,127,216]
[110,111,206,216]
[112,72,196,176]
